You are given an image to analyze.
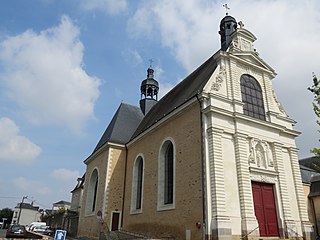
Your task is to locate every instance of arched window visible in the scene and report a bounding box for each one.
[158,139,175,210]
[86,169,98,215]
[164,143,174,204]
[131,156,144,213]
[240,74,266,120]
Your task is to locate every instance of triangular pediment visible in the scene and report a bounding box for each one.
[227,27,276,76]
[230,51,276,76]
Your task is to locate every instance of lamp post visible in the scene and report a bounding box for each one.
[17,196,27,225]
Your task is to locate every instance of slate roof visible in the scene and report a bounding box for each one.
[93,102,144,152]
[15,203,39,211]
[299,156,320,170]
[299,164,320,184]
[309,175,320,197]
[131,53,219,140]
[71,173,85,193]
[53,200,71,205]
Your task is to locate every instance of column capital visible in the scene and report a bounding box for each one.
[207,127,224,135]
[288,147,299,154]
[272,142,283,148]
[234,132,248,140]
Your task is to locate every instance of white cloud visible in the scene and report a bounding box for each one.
[128,0,219,72]
[52,168,80,181]
[122,49,143,66]
[0,117,41,163]
[13,177,51,195]
[128,0,320,158]
[81,0,127,15]
[0,16,101,133]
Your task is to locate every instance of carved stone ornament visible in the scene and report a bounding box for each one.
[211,64,226,91]
[248,138,274,169]
[237,63,262,81]
[229,38,239,51]
[241,39,251,51]
[251,173,276,184]
[272,89,288,116]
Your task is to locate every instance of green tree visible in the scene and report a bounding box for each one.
[0,208,14,225]
[308,73,320,172]
[308,73,320,155]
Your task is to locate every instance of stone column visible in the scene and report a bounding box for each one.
[273,143,293,237]
[289,148,313,240]
[234,132,259,237]
[207,127,231,240]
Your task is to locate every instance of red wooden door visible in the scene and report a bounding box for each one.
[252,182,279,237]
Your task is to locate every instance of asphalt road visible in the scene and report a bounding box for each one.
[0,229,6,238]
[0,229,45,239]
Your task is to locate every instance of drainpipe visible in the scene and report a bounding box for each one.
[121,145,128,229]
[196,94,207,240]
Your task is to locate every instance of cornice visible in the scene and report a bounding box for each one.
[202,105,300,137]
[84,142,125,165]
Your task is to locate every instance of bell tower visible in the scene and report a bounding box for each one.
[139,67,159,115]
[219,14,237,51]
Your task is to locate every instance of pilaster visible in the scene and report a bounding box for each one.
[102,148,113,219]
[232,60,242,101]
[207,127,232,239]
[234,132,259,237]
[288,148,313,239]
[273,142,292,236]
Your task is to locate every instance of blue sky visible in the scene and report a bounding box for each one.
[0,0,319,210]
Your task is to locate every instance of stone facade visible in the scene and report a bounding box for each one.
[76,15,313,240]
[123,102,203,240]
[199,25,312,239]
[78,145,126,238]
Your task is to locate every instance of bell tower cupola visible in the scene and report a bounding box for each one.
[219,13,237,51]
[139,66,159,115]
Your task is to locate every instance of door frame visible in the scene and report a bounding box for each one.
[110,211,121,231]
[252,181,280,237]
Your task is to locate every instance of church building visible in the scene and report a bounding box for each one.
[77,14,313,240]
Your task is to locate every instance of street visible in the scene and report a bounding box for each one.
[0,229,6,238]
[0,229,45,239]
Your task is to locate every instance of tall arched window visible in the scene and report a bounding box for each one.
[158,139,175,210]
[86,169,98,215]
[131,156,144,213]
[164,143,174,204]
[240,74,266,120]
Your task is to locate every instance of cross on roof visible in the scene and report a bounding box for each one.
[149,59,154,68]
[223,4,230,15]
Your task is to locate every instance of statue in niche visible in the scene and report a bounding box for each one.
[256,144,267,168]
[248,138,275,169]
[264,143,274,167]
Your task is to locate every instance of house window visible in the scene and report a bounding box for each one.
[131,156,144,213]
[158,139,175,210]
[85,169,98,215]
[240,74,266,120]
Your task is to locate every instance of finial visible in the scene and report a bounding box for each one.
[238,21,244,28]
[149,58,154,68]
[223,4,230,16]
